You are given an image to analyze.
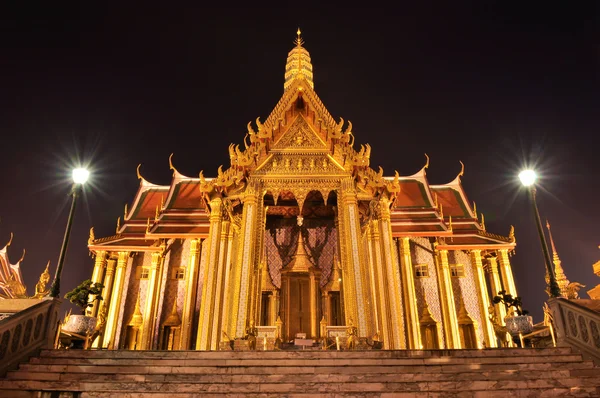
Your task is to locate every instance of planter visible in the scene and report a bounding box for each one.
[504,315,533,336]
[62,314,97,336]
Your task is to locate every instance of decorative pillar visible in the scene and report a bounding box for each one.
[471,249,497,348]
[89,251,107,318]
[365,222,382,340]
[209,220,230,350]
[229,183,261,338]
[498,249,518,298]
[487,256,507,322]
[104,251,129,349]
[435,248,460,348]
[196,198,224,350]
[141,249,164,349]
[98,256,117,348]
[220,222,236,338]
[369,219,392,348]
[378,198,405,348]
[309,266,322,338]
[179,238,201,349]
[399,237,421,349]
[337,178,370,337]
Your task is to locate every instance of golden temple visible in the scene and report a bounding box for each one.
[87,30,519,351]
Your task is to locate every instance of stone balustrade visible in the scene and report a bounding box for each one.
[549,297,600,365]
[0,298,61,377]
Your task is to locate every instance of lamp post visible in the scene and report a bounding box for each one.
[518,169,560,298]
[49,168,90,298]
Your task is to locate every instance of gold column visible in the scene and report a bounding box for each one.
[209,220,230,350]
[230,183,261,338]
[98,256,117,348]
[220,226,236,338]
[322,291,330,325]
[196,198,223,350]
[141,250,164,349]
[399,237,421,349]
[104,251,129,349]
[89,251,107,318]
[365,222,381,339]
[435,248,460,348]
[378,199,404,348]
[337,178,370,337]
[179,238,201,349]
[471,249,497,348]
[309,267,322,338]
[370,219,392,348]
[498,249,518,298]
[487,256,507,322]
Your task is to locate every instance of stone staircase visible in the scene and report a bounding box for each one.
[1,347,600,397]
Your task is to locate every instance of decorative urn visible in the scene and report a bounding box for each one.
[504,315,534,336]
[62,314,97,336]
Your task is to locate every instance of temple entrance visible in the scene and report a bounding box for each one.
[262,190,338,342]
[281,274,312,339]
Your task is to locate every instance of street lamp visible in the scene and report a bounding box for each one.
[518,169,561,298]
[49,168,90,298]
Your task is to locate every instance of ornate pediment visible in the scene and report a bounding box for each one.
[253,153,346,176]
[272,115,327,151]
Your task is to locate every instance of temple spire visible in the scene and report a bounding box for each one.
[546,220,570,297]
[284,28,314,91]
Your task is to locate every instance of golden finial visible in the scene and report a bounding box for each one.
[154,204,160,222]
[88,227,95,245]
[18,248,26,263]
[146,217,151,234]
[116,217,121,234]
[448,215,453,232]
[424,153,430,169]
[439,203,444,220]
[480,213,486,231]
[6,232,13,247]
[472,201,477,217]
[433,192,438,209]
[124,203,128,219]
[509,225,515,242]
[136,163,142,180]
[295,27,304,47]
[458,161,465,178]
[168,153,175,171]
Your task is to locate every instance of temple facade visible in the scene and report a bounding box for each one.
[87,31,518,351]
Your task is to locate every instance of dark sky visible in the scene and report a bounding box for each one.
[0,4,598,321]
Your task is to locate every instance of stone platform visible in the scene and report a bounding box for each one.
[1,347,600,397]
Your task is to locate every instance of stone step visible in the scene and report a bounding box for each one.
[0,390,598,398]
[36,347,575,359]
[14,359,597,376]
[26,354,587,367]
[2,378,600,394]
[7,368,596,383]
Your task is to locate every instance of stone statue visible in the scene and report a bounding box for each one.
[32,262,51,299]
[566,282,586,299]
[346,319,358,350]
[488,305,510,347]
[246,321,258,350]
[367,330,383,350]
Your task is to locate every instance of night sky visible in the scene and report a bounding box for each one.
[1,4,598,322]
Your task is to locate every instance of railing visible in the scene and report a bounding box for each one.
[548,297,600,364]
[0,298,61,377]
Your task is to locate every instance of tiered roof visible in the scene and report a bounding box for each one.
[89,30,515,253]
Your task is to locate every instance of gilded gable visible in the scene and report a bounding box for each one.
[272,115,327,151]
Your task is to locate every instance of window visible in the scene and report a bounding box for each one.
[415,264,429,278]
[172,267,185,280]
[450,264,465,278]
[136,266,149,280]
